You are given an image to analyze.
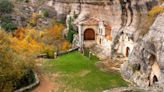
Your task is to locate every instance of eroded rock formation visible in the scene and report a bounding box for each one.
[121,13,164,91]
[46,0,159,58]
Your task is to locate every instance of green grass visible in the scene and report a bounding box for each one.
[43,51,128,92]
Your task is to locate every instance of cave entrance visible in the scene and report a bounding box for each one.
[153,75,158,84]
[126,47,130,57]
[84,28,95,40]
[149,55,160,86]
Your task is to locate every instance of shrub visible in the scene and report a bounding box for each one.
[29,12,41,27]
[66,17,75,43]
[0,15,17,31]
[148,6,164,17]
[42,46,55,58]
[0,0,13,14]
[0,30,33,91]
[1,22,17,31]
[42,22,64,45]
[13,69,35,90]
[62,41,71,51]
[137,5,164,37]
[43,9,49,17]
[67,29,74,43]
[47,50,54,58]
[84,48,90,57]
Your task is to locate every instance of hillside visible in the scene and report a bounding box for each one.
[0,0,164,92]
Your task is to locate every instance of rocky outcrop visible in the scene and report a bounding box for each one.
[121,13,164,91]
[47,0,158,27]
[45,0,159,57]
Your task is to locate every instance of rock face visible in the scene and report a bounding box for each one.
[46,0,159,57]
[48,0,159,29]
[121,13,164,91]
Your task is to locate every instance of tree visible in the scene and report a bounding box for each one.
[0,30,32,91]
[43,9,49,18]
[42,22,64,45]
[0,15,17,32]
[0,0,13,14]
[66,17,75,43]
[0,0,16,32]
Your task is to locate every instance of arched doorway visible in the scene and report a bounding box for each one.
[84,28,95,40]
[126,47,130,57]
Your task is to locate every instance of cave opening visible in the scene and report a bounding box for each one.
[148,54,160,86]
[126,47,130,57]
[153,75,158,84]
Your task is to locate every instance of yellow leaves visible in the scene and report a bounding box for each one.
[29,12,41,26]
[43,23,64,40]
[62,41,71,51]
[11,37,45,54]
[11,21,66,56]
[41,22,65,47]
[11,27,45,54]
[32,12,41,19]
[148,6,164,17]
[14,27,26,40]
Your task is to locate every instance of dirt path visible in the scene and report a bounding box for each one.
[32,74,56,92]
[32,59,58,92]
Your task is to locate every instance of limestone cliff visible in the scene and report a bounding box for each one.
[46,0,159,57]
[49,0,159,30]
[121,13,164,91]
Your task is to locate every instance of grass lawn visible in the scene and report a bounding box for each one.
[43,51,128,92]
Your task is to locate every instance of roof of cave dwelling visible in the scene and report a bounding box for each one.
[75,17,112,30]
[75,17,112,40]
[76,17,100,26]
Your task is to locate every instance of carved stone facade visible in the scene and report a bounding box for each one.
[76,17,112,52]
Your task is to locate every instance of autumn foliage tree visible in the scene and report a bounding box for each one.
[41,22,71,51]
[0,30,33,91]
[12,27,46,54]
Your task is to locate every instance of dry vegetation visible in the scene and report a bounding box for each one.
[0,20,70,91]
[138,4,164,37]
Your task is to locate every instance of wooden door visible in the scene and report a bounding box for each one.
[84,29,95,40]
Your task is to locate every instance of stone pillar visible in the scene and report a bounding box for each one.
[54,52,57,59]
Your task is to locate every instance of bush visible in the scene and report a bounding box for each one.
[66,17,75,43]
[67,29,74,43]
[84,48,90,57]
[0,30,33,91]
[148,6,164,17]
[138,5,164,37]
[29,12,41,27]
[13,69,35,90]
[47,50,54,58]
[61,41,71,51]
[0,15,17,31]
[0,0,13,14]
[43,9,49,17]
[41,45,56,59]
